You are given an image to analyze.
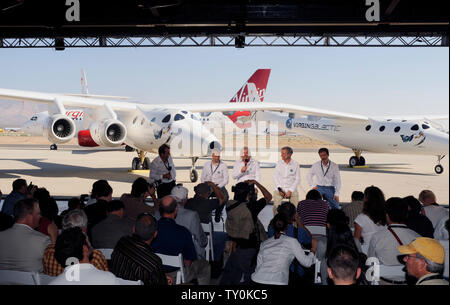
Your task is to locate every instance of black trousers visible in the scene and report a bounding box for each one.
[157,181,176,199]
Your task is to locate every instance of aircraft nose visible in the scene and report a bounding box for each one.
[428,131,449,155]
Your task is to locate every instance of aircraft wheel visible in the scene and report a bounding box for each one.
[435,164,444,174]
[190,169,198,183]
[359,156,366,166]
[132,157,143,170]
[349,156,359,167]
[50,144,58,150]
[142,157,151,170]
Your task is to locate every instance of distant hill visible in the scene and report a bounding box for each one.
[0,100,46,127]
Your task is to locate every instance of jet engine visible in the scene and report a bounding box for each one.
[88,119,127,147]
[45,114,76,144]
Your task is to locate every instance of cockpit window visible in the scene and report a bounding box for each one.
[181,111,188,114]
[151,117,156,122]
[174,114,185,121]
[162,114,171,123]
[191,114,200,121]
[422,124,430,129]
[30,116,37,121]
[411,124,419,131]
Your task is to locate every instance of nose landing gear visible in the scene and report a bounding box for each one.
[435,155,445,174]
[190,157,199,182]
[131,150,150,170]
[349,149,366,167]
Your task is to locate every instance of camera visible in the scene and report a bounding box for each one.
[167,166,172,171]
[148,180,161,189]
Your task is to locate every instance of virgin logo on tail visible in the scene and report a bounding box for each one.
[229,69,271,103]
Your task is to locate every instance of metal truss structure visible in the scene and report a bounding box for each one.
[0,34,447,49]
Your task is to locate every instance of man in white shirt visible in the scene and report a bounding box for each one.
[419,190,449,229]
[201,149,229,221]
[232,147,261,183]
[149,144,176,199]
[306,148,341,209]
[272,146,301,215]
[49,227,122,285]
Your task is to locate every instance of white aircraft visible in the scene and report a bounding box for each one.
[1,72,448,175]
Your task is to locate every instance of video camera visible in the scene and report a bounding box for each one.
[232,182,256,201]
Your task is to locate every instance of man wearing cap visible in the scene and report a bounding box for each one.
[399,237,449,285]
[232,147,261,184]
[201,149,229,221]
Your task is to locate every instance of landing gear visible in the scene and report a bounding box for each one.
[349,149,366,167]
[50,144,57,150]
[435,155,445,174]
[190,157,199,182]
[131,150,150,170]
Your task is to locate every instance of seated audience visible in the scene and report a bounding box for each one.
[419,190,449,229]
[399,237,449,285]
[60,197,85,219]
[36,196,59,244]
[0,212,14,232]
[342,191,364,229]
[49,227,122,285]
[403,195,434,238]
[268,202,312,284]
[220,180,271,285]
[368,197,421,266]
[252,213,317,285]
[0,198,51,272]
[434,219,449,279]
[84,181,113,238]
[297,189,329,236]
[1,179,30,217]
[155,186,208,260]
[85,179,110,206]
[43,209,108,276]
[120,177,159,221]
[185,182,225,224]
[354,186,386,254]
[91,200,133,249]
[327,245,362,285]
[152,196,209,284]
[111,213,169,285]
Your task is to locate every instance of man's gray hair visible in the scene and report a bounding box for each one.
[62,209,88,230]
[417,253,445,274]
[211,149,221,157]
[240,146,251,156]
[281,146,293,155]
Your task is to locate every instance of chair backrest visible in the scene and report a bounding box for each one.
[0,270,38,285]
[96,248,114,260]
[379,264,406,281]
[35,273,56,285]
[117,278,143,285]
[201,222,215,261]
[305,225,326,236]
[155,253,185,284]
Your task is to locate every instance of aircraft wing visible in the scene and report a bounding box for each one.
[0,88,368,122]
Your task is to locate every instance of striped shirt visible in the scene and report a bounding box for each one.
[110,235,167,285]
[297,199,330,227]
[342,201,364,229]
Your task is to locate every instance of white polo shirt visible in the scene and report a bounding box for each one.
[273,159,300,193]
[306,160,342,196]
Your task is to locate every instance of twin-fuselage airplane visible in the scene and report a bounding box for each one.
[0,69,448,176]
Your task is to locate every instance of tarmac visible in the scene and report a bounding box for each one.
[0,141,448,206]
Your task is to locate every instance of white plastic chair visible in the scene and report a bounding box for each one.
[96,248,114,260]
[156,253,185,284]
[372,264,406,285]
[304,250,322,284]
[305,225,326,237]
[34,273,56,285]
[117,278,143,285]
[0,270,38,285]
[201,222,215,261]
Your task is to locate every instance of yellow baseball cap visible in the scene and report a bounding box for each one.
[398,237,445,264]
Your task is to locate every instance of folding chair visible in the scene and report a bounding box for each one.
[155,253,185,284]
[0,270,38,285]
[201,221,215,261]
[34,273,56,285]
[372,264,407,285]
[117,278,143,285]
[96,248,114,260]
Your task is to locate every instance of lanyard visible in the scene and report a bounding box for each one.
[163,159,171,171]
[210,160,221,176]
[321,162,330,177]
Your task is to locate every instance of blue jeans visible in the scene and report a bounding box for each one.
[317,185,340,209]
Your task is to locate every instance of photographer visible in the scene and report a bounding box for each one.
[149,144,176,199]
[1,178,36,217]
[120,177,159,221]
[220,180,272,285]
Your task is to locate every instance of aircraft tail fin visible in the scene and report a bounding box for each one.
[81,68,89,94]
[229,69,271,103]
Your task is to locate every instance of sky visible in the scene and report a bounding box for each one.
[0,46,448,117]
